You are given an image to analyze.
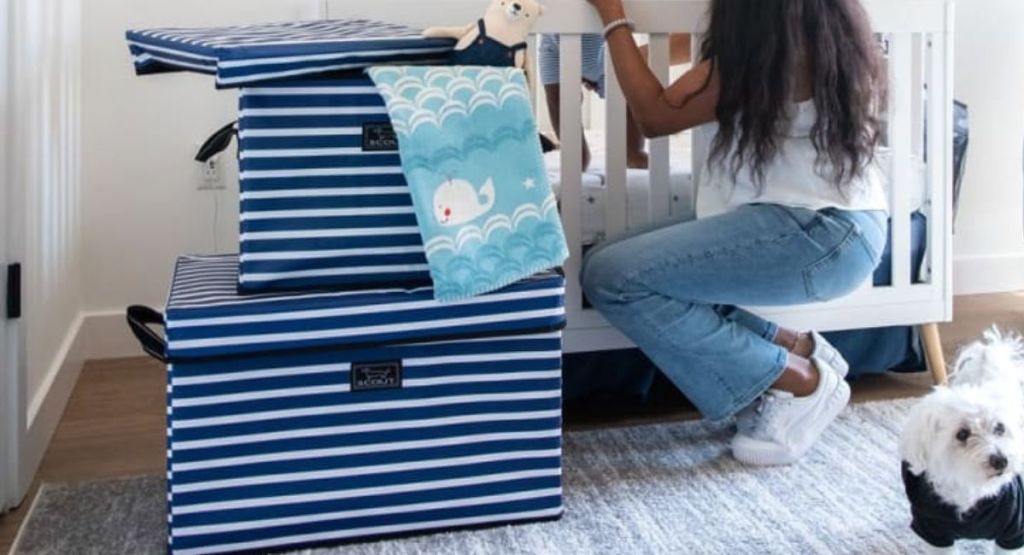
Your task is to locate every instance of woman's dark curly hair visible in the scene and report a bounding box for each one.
[700,0,887,188]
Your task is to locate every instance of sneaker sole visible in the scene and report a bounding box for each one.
[731,379,851,466]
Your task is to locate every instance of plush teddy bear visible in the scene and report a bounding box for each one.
[423,0,543,71]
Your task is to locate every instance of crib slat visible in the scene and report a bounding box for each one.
[605,45,628,238]
[911,34,925,159]
[887,33,913,291]
[648,33,671,223]
[560,35,585,314]
[927,14,954,313]
[687,33,705,220]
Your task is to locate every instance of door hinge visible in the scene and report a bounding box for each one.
[6,264,20,320]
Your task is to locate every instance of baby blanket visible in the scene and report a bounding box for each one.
[368,66,568,302]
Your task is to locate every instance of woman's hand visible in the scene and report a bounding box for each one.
[585,0,626,24]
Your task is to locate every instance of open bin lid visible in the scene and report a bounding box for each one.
[126,19,455,88]
[161,255,566,362]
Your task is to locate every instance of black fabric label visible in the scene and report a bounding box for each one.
[351,360,403,391]
[362,122,398,152]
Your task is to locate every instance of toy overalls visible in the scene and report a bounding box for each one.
[449,19,527,67]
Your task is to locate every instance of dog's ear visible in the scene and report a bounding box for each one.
[949,340,982,385]
[900,395,944,475]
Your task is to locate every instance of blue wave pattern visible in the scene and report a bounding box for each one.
[368,66,569,303]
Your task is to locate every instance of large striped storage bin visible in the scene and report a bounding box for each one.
[127,255,566,554]
[238,75,431,293]
[126,20,454,293]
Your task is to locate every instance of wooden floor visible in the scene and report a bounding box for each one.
[3,292,1024,552]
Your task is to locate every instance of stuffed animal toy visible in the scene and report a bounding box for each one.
[423,0,543,71]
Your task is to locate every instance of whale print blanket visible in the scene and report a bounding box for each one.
[368,66,568,302]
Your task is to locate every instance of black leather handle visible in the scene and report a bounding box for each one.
[195,121,238,163]
[126,305,169,363]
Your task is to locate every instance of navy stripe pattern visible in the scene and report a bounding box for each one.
[237,75,432,293]
[126,19,454,88]
[166,255,564,553]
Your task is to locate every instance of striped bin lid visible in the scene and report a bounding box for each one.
[164,255,566,361]
[126,19,455,88]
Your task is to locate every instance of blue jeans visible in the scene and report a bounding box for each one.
[581,204,888,420]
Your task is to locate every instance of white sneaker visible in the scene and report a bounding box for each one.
[731,354,851,466]
[810,331,848,379]
[735,332,848,435]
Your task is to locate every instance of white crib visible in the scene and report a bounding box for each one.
[331,0,956,381]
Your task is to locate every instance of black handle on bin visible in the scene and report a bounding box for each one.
[126,305,169,363]
[195,121,238,163]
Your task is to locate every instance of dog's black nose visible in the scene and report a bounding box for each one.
[991,453,1009,472]
[512,3,522,10]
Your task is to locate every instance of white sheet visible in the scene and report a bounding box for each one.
[545,132,928,246]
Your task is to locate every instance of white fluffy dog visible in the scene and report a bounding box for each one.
[900,328,1024,554]
[950,327,1024,403]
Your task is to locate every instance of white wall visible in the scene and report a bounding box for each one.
[951,1,1024,294]
[81,0,319,316]
[76,2,1024,342]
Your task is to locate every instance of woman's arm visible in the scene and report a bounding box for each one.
[591,0,719,138]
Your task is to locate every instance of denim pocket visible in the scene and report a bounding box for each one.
[766,204,823,233]
[801,224,880,302]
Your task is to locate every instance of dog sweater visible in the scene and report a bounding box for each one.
[902,461,1024,549]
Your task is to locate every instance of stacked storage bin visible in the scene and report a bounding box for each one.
[125,19,566,554]
[237,75,431,292]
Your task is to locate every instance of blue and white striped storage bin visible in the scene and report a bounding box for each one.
[238,75,431,293]
[126,20,455,293]
[127,255,566,554]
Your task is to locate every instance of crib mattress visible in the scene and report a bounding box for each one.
[126,19,454,88]
[156,255,565,553]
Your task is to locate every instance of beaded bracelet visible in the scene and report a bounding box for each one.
[602,18,635,40]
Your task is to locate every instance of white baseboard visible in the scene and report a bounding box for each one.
[954,254,1024,296]
[78,310,146,361]
[19,313,87,497]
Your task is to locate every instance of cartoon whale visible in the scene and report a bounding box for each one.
[434,177,496,226]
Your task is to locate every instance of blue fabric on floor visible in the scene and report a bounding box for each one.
[564,212,928,406]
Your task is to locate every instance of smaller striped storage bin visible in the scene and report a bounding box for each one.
[238,75,430,293]
[126,20,455,293]
[127,255,566,554]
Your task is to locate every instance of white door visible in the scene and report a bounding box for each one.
[0,0,23,514]
[0,152,19,515]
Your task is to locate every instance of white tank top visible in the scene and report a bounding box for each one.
[694,100,889,218]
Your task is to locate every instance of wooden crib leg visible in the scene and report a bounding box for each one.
[920,323,948,385]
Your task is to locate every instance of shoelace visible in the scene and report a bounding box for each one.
[750,392,783,436]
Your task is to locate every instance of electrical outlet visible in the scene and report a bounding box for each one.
[197,155,225,190]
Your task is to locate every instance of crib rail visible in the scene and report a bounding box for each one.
[329,0,956,353]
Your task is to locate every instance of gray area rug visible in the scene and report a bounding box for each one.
[12,399,991,554]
